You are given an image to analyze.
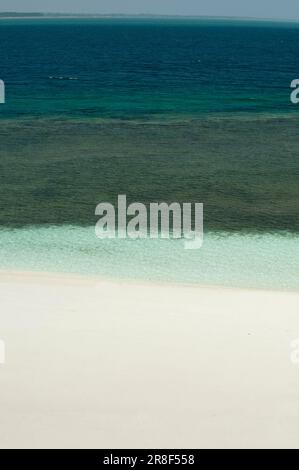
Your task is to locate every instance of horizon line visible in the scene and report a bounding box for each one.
[0,12,299,23]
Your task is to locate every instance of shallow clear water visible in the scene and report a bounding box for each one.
[0,226,298,291]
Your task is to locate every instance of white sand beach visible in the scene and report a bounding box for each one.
[0,271,299,449]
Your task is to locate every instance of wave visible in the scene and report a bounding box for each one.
[48,76,79,80]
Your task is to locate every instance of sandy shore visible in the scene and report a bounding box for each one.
[0,271,299,448]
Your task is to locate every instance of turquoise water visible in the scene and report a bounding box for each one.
[0,19,298,289]
[0,226,298,290]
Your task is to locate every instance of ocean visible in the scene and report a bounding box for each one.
[0,18,298,289]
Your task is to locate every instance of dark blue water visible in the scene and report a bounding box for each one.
[0,18,299,119]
